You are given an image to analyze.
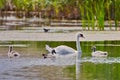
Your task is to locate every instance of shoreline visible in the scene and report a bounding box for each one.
[0,30,120,41]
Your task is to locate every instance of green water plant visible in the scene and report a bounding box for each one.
[114,0,120,30]
[0,0,6,9]
[1,0,120,31]
[105,0,112,30]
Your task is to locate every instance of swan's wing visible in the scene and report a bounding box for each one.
[12,51,20,57]
[95,51,108,54]
[55,45,76,55]
[92,51,108,57]
[8,51,20,58]
[45,45,53,53]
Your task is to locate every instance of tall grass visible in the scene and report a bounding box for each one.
[96,0,105,30]
[105,0,112,30]
[114,0,120,30]
[0,0,120,30]
[77,0,120,31]
[78,0,86,30]
[0,0,5,9]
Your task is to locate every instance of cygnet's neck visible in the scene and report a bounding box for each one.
[92,48,96,52]
[9,47,13,52]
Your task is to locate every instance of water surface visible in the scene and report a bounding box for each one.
[0,40,120,80]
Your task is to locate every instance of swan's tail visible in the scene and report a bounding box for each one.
[45,44,53,53]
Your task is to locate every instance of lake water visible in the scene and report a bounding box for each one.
[0,40,120,80]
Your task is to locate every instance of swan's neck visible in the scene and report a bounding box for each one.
[76,36,82,60]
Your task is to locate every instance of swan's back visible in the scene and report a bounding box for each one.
[92,51,108,57]
[54,45,76,55]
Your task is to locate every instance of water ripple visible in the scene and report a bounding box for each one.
[1,57,120,74]
[80,57,120,64]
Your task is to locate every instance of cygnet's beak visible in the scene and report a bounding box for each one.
[42,54,47,59]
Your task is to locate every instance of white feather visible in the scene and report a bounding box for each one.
[45,45,53,53]
[8,46,20,58]
[91,46,108,57]
[45,32,84,58]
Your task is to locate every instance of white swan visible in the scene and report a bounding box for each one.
[43,32,85,58]
[91,46,108,57]
[45,45,76,55]
[8,46,20,58]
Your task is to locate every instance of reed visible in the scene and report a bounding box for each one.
[0,0,120,30]
[78,0,85,30]
[114,0,120,30]
[99,0,105,30]
[105,0,112,30]
[0,0,5,9]
[84,0,96,30]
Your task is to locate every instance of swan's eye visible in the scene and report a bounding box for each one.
[80,34,83,37]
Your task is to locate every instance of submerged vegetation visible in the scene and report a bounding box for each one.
[0,0,120,30]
